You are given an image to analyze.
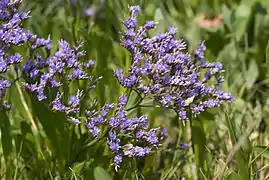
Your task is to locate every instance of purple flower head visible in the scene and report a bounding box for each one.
[0,59,7,72]
[86,59,94,68]
[72,68,87,79]
[118,94,127,108]
[68,90,82,106]
[161,128,168,137]
[181,142,189,150]
[194,41,206,60]
[31,35,52,50]
[84,93,166,171]
[109,116,120,127]
[115,5,234,121]
[107,132,121,153]
[124,29,135,37]
[144,21,155,30]
[6,53,22,64]
[22,35,96,124]
[129,5,140,14]
[0,79,10,100]
[144,128,159,144]
[100,103,114,117]
[123,144,151,157]
[52,92,66,112]
[86,123,100,137]
[136,129,144,138]
[113,154,123,172]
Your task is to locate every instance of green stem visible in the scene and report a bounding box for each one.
[125,89,144,111]
[67,127,110,167]
[125,97,143,112]
[83,127,110,148]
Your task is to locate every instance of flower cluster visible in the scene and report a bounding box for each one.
[0,1,234,173]
[0,0,51,109]
[86,94,167,171]
[115,6,234,120]
[22,39,95,124]
[23,40,93,99]
[0,0,94,123]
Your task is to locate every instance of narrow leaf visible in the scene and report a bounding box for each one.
[0,110,12,161]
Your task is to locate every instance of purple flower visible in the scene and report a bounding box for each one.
[160,128,168,137]
[118,94,127,108]
[144,21,155,30]
[181,142,189,150]
[0,59,7,72]
[144,129,159,144]
[30,35,52,50]
[123,144,151,157]
[86,122,100,137]
[52,92,66,112]
[136,129,144,138]
[6,53,22,64]
[68,90,82,106]
[0,79,10,100]
[72,68,87,79]
[107,132,121,153]
[113,154,123,172]
[115,5,234,121]
[86,59,94,68]
[85,93,166,171]
[100,103,114,117]
[109,116,120,127]
[194,41,206,60]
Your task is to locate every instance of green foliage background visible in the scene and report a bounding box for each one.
[1,0,269,179]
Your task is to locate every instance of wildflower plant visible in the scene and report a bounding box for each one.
[0,0,167,172]
[22,39,96,124]
[116,5,234,121]
[0,0,235,178]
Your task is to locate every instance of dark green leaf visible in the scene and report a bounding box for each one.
[0,110,12,161]
[191,119,206,173]
[30,97,71,168]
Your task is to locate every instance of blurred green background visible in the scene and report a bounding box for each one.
[1,0,269,179]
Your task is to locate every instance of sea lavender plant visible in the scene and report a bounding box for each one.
[85,94,167,171]
[1,1,234,174]
[0,0,97,124]
[115,5,234,120]
[1,1,166,172]
[0,0,95,124]
[0,0,51,109]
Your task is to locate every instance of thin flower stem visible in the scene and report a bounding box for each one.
[133,89,143,100]
[83,127,110,148]
[138,104,156,108]
[134,104,176,110]
[67,127,110,167]
[125,97,143,111]
[126,88,132,105]
[125,89,144,111]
